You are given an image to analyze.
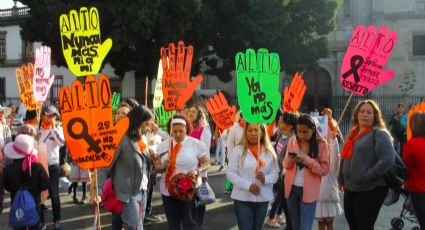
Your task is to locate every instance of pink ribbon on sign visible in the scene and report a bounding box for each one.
[13,144,38,176]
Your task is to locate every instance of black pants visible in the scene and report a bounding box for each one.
[162,195,195,230]
[344,187,388,230]
[47,164,61,222]
[410,191,425,229]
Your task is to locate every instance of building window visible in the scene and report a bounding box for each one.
[343,0,351,18]
[0,32,6,63]
[49,75,63,103]
[412,34,425,56]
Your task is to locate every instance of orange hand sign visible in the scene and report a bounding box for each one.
[407,101,425,140]
[283,72,306,112]
[59,75,129,170]
[16,63,43,110]
[205,92,236,131]
[160,41,203,110]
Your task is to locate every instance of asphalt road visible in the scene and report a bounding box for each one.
[0,164,420,230]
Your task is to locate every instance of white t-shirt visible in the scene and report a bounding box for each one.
[39,126,65,166]
[293,150,305,187]
[155,136,207,196]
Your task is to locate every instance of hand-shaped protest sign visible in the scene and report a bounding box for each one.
[112,92,121,113]
[59,75,129,169]
[283,72,306,112]
[160,41,203,110]
[59,7,112,77]
[154,104,176,131]
[340,25,398,95]
[153,59,164,109]
[205,92,236,131]
[16,63,43,110]
[312,116,328,139]
[235,48,281,124]
[33,46,55,102]
[407,101,425,140]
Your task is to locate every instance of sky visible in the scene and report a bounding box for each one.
[0,0,25,10]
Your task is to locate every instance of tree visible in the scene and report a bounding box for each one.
[19,0,341,82]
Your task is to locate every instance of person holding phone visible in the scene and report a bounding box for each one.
[283,114,329,230]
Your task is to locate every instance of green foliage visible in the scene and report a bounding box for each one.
[19,0,341,81]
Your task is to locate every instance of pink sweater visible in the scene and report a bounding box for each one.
[283,137,329,203]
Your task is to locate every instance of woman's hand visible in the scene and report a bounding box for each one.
[149,121,159,133]
[338,184,345,192]
[295,153,306,164]
[187,169,199,179]
[255,171,265,184]
[249,183,260,195]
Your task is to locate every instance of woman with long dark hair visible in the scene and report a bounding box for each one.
[283,114,329,230]
[98,105,153,230]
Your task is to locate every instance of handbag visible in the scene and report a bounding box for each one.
[196,182,216,206]
[372,129,407,188]
[168,173,197,202]
[102,178,123,214]
[60,162,71,177]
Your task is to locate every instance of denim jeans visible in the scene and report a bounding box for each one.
[287,185,317,230]
[409,191,425,229]
[162,195,196,230]
[111,213,123,230]
[233,200,269,230]
[193,202,206,229]
[214,137,225,166]
[121,191,146,230]
[48,164,61,222]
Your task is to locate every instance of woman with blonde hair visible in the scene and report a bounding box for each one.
[227,122,279,230]
[402,111,425,229]
[338,99,395,230]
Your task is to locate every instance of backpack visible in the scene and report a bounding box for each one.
[372,129,407,188]
[9,175,39,228]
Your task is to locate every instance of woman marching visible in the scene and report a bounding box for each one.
[227,122,279,230]
[283,114,330,230]
[153,113,210,230]
[338,99,395,230]
[98,105,153,229]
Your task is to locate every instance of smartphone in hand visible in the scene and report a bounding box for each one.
[288,152,298,159]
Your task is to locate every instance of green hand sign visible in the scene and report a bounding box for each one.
[235,48,281,124]
[112,92,121,112]
[154,104,176,131]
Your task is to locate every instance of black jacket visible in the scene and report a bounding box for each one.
[4,159,50,203]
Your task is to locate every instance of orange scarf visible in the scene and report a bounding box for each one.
[165,140,182,186]
[328,117,336,132]
[341,127,373,159]
[137,139,147,155]
[267,122,275,137]
[41,121,52,130]
[248,144,265,172]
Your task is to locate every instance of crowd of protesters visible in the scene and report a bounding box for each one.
[0,98,423,230]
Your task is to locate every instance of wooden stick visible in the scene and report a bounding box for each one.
[94,169,101,230]
[337,92,354,126]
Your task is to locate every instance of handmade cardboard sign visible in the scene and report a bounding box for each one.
[407,101,425,140]
[16,63,43,110]
[153,60,164,109]
[154,104,176,131]
[33,46,55,102]
[59,7,112,77]
[59,75,129,169]
[340,25,398,95]
[283,72,306,112]
[160,41,203,110]
[235,48,281,124]
[205,92,236,131]
[112,92,121,113]
[312,116,329,139]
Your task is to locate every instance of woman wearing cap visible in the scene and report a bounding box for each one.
[4,134,50,230]
[154,113,210,230]
[0,105,13,214]
[39,106,65,230]
[227,122,279,230]
[97,105,153,230]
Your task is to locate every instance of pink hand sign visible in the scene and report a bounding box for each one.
[340,25,398,95]
[33,46,55,101]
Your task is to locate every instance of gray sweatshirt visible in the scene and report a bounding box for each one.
[338,128,395,192]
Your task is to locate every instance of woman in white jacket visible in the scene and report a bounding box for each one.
[227,123,279,230]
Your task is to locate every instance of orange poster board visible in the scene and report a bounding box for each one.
[283,72,306,112]
[16,63,43,110]
[205,92,236,131]
[59,75,129,169]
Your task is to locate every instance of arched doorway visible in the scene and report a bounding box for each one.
[301,67,332,113]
